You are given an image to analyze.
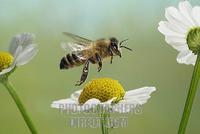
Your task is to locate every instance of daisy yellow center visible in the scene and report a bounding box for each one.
[78,78,125,104]
[187,27,200,54]
[0,52,14,72]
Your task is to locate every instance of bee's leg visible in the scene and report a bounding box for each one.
[110,56,113,64]
[95,53,102,72]
[108,46,113,64]
[75,60,90,86]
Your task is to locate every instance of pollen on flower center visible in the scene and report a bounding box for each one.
[0,52,14,72]
[187,27,200,54]
[78,78,125,104]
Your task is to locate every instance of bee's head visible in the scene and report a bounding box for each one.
[110,37,121,57]
[110,37,132,57]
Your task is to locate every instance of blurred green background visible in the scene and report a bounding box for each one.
[0,0,200,134]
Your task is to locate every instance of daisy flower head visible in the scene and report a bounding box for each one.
[51,78,156,114]
[158,0,200,65]
[0,33,38,76]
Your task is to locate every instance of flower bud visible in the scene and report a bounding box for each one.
[187,27,200,54]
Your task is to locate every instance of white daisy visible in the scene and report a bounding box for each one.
[158,1,200,65]
[51,78,156,113]
[0,33,38,75]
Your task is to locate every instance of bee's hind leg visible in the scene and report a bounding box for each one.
[75,60,90,86]
[95,53,102,72]
[108,46,113,64]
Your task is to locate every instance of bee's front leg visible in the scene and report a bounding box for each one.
[108,46,113,64]
[95,53,102,72]
[75,60,90,86]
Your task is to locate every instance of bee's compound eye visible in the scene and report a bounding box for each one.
[113,44,118,50]
[110,37,118,43]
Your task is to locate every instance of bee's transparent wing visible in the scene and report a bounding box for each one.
[61,42,88,52]
[61,42,90,60]
[63,32,93,45]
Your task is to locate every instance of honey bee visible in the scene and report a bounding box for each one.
[60,32,132,86]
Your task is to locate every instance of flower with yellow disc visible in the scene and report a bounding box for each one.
[0,32,38,76]
[0,33,38,133]
[51,78,156,113]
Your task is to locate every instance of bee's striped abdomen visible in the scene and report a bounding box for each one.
[60,53,84,69]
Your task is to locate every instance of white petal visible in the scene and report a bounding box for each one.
[51,98,101,112]
[159,21,187,34]
[51,98,75,109]
[111,100,137,113]
[16,44,38,66]
[9,33,35,55]
[186,53,197,65]
[165,7,190,30]
[158,21,185,37]
[112,87,156,113]
[0,65,14,75]
[13,45,22,59]
[177,50,196,65]
[178,1,196,26]
[165,36,186,44]
[9,35,20,55]
[77,99,100,111]
[96,98,117,111]
[192,6,200,25]
[165,36,188,51]
[125,87,156,100]
[70,90,82,101]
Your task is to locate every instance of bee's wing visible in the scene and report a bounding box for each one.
[61,42,89,52]
[61,42,91,60]
[63,32,93,45]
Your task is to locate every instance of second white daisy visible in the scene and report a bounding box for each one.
[158,1,200,65]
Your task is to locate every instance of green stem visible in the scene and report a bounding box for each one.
[100,113,105,134]
[178,53,200,134]
[100,112,110,134]
[1,78,38,134]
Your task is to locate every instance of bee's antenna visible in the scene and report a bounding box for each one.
[119,39,129,46]
[120,46,133,51]
[119,39,133,51]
